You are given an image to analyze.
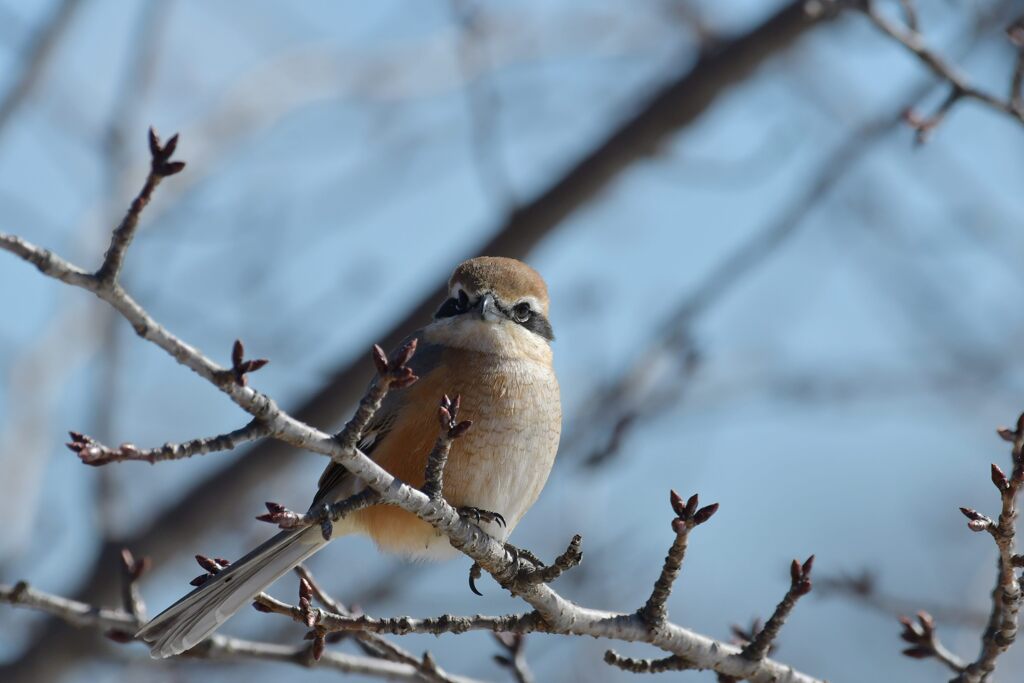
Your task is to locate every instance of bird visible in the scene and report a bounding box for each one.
[138,256,562,658]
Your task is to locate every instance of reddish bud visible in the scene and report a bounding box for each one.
[232,340,244,368]
[992,464,1009,491]
[162,133,179,158]
[311,634,326,661]
[916,611,934,631]
[243,359,269,373]
[685,494,699,518]
[390,371,419,389]
[898,617,918,642]
[669,490,685,516]
[902,646,934,659]
[148,127,160,157]
[195,554,221,574]
[395,338,418,368]
[694,503,719,525]
[252,601,272,613]
[160,161,186,176]
[959,506,984,521]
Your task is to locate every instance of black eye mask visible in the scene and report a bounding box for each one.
[434,291,554,341]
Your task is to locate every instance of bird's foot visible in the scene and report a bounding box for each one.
[457,506,506,529]
[467,536,583,595]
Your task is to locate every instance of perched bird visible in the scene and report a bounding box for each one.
[139,256,562,657]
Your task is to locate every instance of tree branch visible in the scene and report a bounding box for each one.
[65,419,269,466]
[742,556,814,661]
[0,582,473,681]
[1,129,823,682]
[952,416,1024,682]
[850,0,1024,140]
[898,611,966,674]
[0,0,81,140]
[0,8,836,678]
[639,491,718,627]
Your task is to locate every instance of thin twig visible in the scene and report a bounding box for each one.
[640,491,718,627]
[742,556,814,661]
[898,611,966,674]
[491,632,534,683]
[422,394,472,500]
[66,419,269,465]
[853,0,1024,137]
[96,127,184,283]
[257,489,379,541]
[335,341,419,451]
[953,415,1024,682]
[292,566,463,683]
[0,582,465,681]
[118,548,150,622]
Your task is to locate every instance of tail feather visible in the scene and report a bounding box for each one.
[138,526,328,658]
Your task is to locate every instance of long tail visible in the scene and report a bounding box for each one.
[138,526,328,658]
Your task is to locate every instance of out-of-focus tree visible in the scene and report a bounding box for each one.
[2,1,1024,681]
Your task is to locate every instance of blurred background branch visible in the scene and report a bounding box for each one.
[2,0,1024,680]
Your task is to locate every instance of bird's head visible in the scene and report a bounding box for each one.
[427,256,554,360]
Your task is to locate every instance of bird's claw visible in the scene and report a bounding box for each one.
[457,506,506,529]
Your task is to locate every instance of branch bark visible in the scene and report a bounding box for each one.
[0,5,835,679]
[0,582,476,681]
[0,129,823,682]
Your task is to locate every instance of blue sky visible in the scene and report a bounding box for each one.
[2,1,1024,681]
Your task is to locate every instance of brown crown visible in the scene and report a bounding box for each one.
[449,256,550,315]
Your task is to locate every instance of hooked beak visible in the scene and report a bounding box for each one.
[476,293,502,322]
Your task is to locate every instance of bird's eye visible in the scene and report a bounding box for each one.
[512,302,532,323]
[457,290,469,310]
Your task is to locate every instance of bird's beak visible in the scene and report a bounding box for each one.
[476,293,501,322]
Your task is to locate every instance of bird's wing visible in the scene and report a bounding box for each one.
[310,332,444,508]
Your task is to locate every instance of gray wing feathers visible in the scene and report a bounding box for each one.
[138,526,326,658]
